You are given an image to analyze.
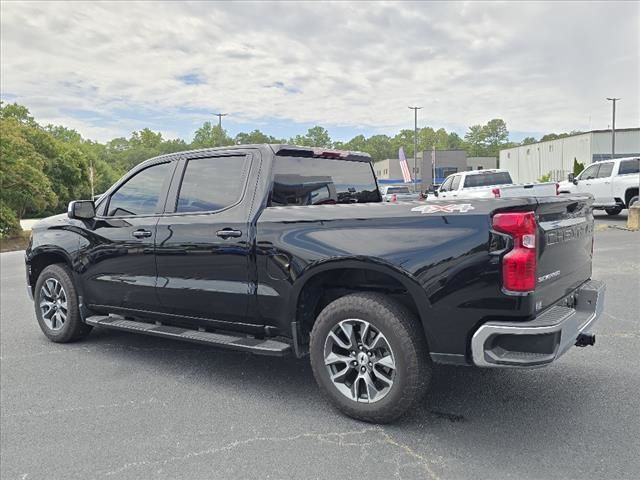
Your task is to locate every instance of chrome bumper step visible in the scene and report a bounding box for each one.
[85,315,291,356]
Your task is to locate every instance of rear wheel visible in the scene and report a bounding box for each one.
[34,264,92,343]
[310,292,431,423]
[628,195,639,209]
[605,206,623,216]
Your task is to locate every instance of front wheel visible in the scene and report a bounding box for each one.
[310,293,431,423]
[605,206,623,216]
[34,264,92,343]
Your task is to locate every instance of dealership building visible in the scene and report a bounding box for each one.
[374,150,497,188]
[499,128,640,184]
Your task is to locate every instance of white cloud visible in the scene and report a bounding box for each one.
[1,1,638,142]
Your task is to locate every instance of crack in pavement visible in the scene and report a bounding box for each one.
[2,398,168,419]
[102,427,443,479]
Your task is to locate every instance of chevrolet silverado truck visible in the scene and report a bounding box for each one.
[558,157,639,215]
[434,169,558,200]
[25,145,605,423]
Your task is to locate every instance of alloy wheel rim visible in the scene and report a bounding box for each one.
[39,278,67,331]
[323,319,396,403]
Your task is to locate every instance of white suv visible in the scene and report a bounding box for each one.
[558,157,639,215]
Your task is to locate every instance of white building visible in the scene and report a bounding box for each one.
[500,128,640,183]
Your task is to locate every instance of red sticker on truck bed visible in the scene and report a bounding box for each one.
[411,204,475,214]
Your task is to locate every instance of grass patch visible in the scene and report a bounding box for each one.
[0,230,31,253]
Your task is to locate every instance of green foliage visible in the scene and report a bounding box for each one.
[192,122,234,148]
[573,158,585,176]
[0,115,58,218]
[464,119,510,157]
[538,172,552,182]
[290,126,333,148]
[521,136,537,145]
[0,201,21,238]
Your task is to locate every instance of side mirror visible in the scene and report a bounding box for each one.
[567,173,575,183]
[68,200,95,220]
[433,190,439,197]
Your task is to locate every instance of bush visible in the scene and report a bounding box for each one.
[0,202,21,238]
[573,159,585,176]
[538,172,552,182]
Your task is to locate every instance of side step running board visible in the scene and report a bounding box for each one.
[85,315,291,357]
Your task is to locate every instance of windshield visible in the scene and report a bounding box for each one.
[386,186,411,194]
[464,172,512,188]
[270,157,381,206]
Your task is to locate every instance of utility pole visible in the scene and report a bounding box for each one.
[606,98,620,159]
[214,113,227,129]
[408,106,422,192]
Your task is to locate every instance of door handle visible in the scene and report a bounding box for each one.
[216,229,242,239]
[132,229,152,238]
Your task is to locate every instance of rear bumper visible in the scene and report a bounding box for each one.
[471,280,605,367]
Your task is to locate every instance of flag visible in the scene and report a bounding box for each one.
[398,147,412,183]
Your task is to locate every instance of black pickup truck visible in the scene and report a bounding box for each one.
[25,144,605,422]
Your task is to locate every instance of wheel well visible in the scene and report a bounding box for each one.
[29,252,69,292]
[625,187,638,207]
[295,268,422,343]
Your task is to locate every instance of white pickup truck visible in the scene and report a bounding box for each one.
[433,169,557,200]
[557,157,639,215]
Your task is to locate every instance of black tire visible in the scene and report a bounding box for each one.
[310,292,431,423]
[605,206,623,216]
[628,195,639,209]
[34,264,92,343]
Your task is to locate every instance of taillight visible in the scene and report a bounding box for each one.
[492,188,501,198]
[391,194,397,202]
[555,182,560,195]
[492,212,537,292]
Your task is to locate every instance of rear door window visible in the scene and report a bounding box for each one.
[176,156,250,213]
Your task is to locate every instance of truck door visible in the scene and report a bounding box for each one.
[79,160,175,312]
[589,162,614,205]
[575,163,600,196]
[154,152,261,329]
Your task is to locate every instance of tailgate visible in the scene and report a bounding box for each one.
[500,182,557,198]
[534,194,594,310]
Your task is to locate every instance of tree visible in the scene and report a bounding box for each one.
[192,122,233,148]
[520,136,537,145]
[0,116,57,223]
[464,125,486,156]
[234,129,284,145]
[290,126,332,148]
[482,119,509,156]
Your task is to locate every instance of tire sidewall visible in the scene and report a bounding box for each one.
[310,296,425,420]
[34,265,81,342]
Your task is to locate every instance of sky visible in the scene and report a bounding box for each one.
[1,1,638,144]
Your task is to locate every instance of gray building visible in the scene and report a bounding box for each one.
[374,150,497,189]
[500,128,640,183]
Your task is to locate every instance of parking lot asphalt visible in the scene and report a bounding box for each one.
[1,211,639,480]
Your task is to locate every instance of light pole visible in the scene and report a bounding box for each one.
[214,113,228,129]
[408,106,422,192]
[606,98,620,159]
